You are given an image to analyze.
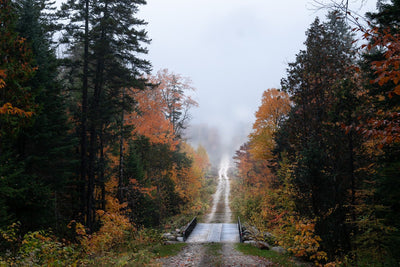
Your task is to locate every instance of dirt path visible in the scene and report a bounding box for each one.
[204,156,232,224]
[158,156,276,266]
[158,243,275,266]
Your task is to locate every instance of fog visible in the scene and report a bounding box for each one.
[139,0,378,166]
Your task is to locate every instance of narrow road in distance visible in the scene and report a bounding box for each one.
[158,156,275,266]
[186,156,238,243]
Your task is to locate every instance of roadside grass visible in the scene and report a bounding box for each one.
[150,243,187,258]
[204,243,223,256]
[235,243,309,267]
[204,243,223,266]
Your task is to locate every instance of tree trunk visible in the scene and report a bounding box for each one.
[118,87,125,203]
[80,0,89,225]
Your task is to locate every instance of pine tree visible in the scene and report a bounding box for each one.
[0,0,37,228]
[278,12,361,258]
[12,0,77,231]
[58,0,151,230]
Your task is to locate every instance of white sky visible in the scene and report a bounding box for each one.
[139,0,378,151]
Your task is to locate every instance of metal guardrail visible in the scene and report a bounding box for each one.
[238,216,243,243]
[182,216,197,241]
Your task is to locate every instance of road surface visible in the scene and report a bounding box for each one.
[186,157,239,243]
[158,157,275,266]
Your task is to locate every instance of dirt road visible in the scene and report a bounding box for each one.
[158,156,275,266]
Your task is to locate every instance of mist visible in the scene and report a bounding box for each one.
[139,0,378,166]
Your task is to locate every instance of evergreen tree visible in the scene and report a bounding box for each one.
[58,0,151,230]
[11,0,77,231]
[0,0,37,228]
[278,12,361,258]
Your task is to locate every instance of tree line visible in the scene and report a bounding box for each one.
[0,0,210,244]
[233,2,399,265]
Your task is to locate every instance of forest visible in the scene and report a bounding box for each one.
[1,0,212,264]
[0,0,399,265]
[232,1,400,266]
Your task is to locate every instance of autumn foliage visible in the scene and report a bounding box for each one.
[234,8,400,265]
[233,89,328,263]
[355,26,400,145]
[1,0,212,263]
[249,89,290,161]
[0,0,36,136]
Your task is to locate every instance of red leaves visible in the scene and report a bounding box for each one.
[349,112,400,146]
[351,26,400,146]
[365,29,400,98]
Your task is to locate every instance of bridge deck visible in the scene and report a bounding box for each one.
[186,223,239,243]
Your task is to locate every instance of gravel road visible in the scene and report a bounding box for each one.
[158,243,276,266]
[158,157,277,266]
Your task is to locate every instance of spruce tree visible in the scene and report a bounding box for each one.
[12,0,77,231]
[278,12,361,258]
[0,0,36,228]
[58,0,151,230]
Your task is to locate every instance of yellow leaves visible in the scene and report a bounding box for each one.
[274,217,327,264]
[83,185,134,254]
[0,102,33,117]
[169,142,209,205]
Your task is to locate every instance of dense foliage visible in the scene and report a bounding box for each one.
[1,0,399,265]
[0,0,210,264]
[233,4,400,266]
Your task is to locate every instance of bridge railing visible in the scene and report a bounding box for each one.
[238,216,243,243]
[182,216,197,242]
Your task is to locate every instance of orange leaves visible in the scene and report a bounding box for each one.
[171,142,209,203]
[0,4,37,133]
[362,113,400,146]
[150,68,198,136]
[0,102,34,117]
[81,177,135,255]
[353,26,400,146]
[249,88,291,161]
[127,87,178,149]
[129,179,155,198]
[126,69,197,149]
[366,29,400,98]
[394,84,400,95]
[0,69,6,89]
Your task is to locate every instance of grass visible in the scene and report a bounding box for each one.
[204,243,223,266]
[235,243,309,267]
[150,243,187,258]
[204,243,223,256]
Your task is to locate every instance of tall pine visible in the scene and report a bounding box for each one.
[0,0,37,228]
[58,0,151,230]
[278,12,362,258]
[11,0,77,232]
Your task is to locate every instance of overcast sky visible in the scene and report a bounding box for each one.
[138,0,377,154]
